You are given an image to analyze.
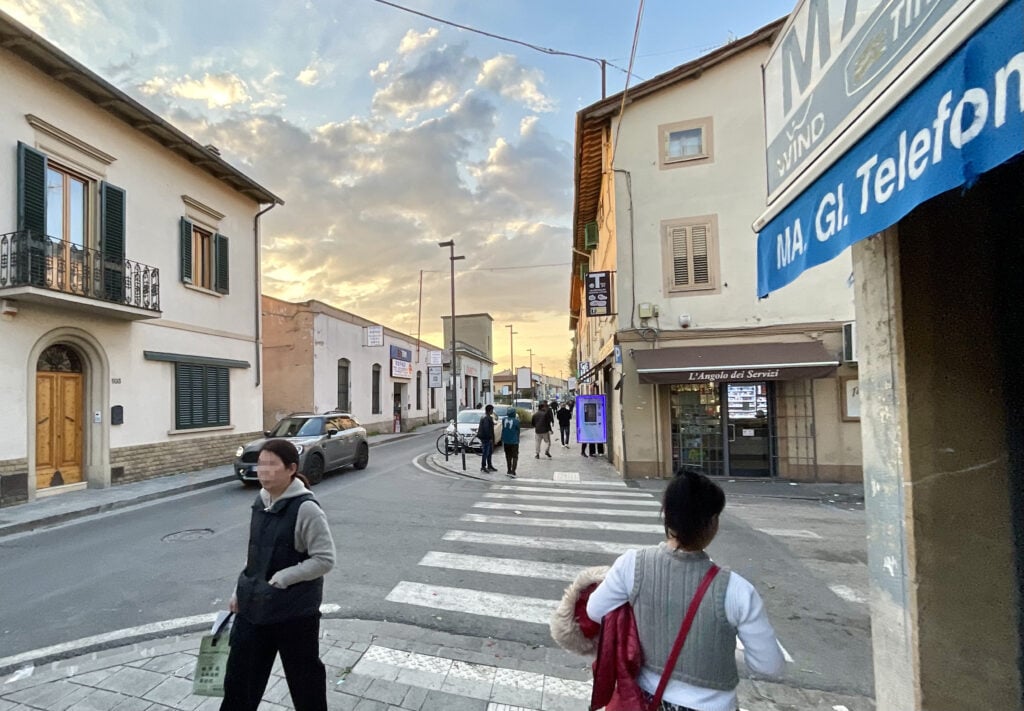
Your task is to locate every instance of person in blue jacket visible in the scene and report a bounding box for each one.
[501,408,521,477]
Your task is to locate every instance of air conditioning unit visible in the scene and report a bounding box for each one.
[842,322,857,363]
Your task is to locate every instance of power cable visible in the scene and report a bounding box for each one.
[370,0,643,82]
[610,0,645,163]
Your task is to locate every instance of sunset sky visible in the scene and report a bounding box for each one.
[1,0,796,375]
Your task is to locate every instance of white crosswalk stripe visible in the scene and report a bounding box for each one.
[419,551,587,581]
[483,493,660,506]
[508,477,626,487]
[441,530,645,555]
[473,501,661,517]
[460,513,664,533]
[491,485,653,497]
[386,581,558,624]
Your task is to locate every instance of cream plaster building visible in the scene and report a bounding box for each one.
[0,12,281,506]
[262,296,445,433]
[570,20,862,481]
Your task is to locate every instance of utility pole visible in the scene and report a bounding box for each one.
[527,348,534,399]
[438,241,464,418]
[506,324,517,401]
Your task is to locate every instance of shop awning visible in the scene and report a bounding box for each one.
[633,342,838,385]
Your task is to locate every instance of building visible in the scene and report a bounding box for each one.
[754,1,1024,706]
[261,296,444,433]
[440,314,496,410]
[0,11,281,506]
[570,20,861,482]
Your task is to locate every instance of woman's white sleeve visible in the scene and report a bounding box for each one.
[586,549,636,622]
[725,573,786,676]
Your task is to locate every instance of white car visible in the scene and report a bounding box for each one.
[446,409,503,451]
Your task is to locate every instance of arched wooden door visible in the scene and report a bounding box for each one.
[36,344,84,489]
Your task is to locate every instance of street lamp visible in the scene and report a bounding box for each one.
[506,324,517,400]
[438,240,464,418]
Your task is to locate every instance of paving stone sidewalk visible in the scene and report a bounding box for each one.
[0,618,875,711]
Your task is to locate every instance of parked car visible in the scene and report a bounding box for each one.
[234,411,369,485]
[446,408,503,452]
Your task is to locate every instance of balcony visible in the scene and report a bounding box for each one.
[0,230,160,320]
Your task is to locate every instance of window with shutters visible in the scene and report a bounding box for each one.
[371,364,382,414]
[179,216,229,294]
[416,371,422,410]
[658,117,714,169]
[174,363,230,429]
[337,358,351,412]
[661,215,720,295]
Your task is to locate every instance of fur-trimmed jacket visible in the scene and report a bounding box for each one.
[549,566,645,711]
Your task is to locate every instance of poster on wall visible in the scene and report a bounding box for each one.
[428,366,443,388]
[365,326,384,347]
[391,359,413,378]
[575,394,607,444]
[428,350,443,366]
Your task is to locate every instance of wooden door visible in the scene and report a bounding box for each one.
[36,372,83,489]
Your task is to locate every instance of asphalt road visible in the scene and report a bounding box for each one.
[0,429,873,697]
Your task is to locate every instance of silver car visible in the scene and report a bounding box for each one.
[234,411,369,485]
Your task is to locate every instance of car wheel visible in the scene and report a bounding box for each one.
[353,443,369,470]
[306,454,325,485]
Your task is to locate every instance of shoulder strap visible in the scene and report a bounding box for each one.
[646,564,720,711]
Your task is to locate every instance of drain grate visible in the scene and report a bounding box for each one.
[162,528,214,542]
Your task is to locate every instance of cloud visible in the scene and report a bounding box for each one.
[371,42,479,119]
[296,54,334,87]
[140,71,250,108]
[477,54,555,112]
[397,27,439,54]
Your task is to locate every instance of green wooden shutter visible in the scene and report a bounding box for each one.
[175,363,194,429]
[578,262,589,281]
[214,367,230,425]
[583,221,598,250]
[17,142,46,236]
[179,217,193,284]
[100,182,126,302]
[214,233,229,294]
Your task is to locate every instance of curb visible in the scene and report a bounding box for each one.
[0,432,428,539]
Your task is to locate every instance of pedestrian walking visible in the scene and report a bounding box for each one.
[478,404,497,473]
[502,408,521,477]
[556,402,572,447]
[222,439,336,711]
[532,402,553,458]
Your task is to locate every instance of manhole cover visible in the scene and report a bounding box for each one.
[162,528,214,542]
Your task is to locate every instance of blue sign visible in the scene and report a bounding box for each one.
[757,0,1024,297]
[390,345,412,362]
[575,394,607,444]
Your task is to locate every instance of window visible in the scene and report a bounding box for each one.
[430,385,436,409]
[337,358,351,412]
[179,217,229,293]
[174,363,230,429]
[416,371,422,410]
[658,117,713,169]
[371,364,381,414]
[662,215,720,294]
[16,142,125,300]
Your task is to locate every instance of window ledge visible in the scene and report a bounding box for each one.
[183,283,223,298]
[168,424,235,436]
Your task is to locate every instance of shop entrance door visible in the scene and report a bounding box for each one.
[724,383,771,477]
[670,383,724,476]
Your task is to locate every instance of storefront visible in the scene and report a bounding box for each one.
[635,342,839,478]
[754,0,1024,706]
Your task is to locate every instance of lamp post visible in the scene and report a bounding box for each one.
[527,348,534,399]
[506,324,517,400]
[438,240,464,418]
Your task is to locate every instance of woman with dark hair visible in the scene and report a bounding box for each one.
[221,438,336,711]
[585,471,784,711]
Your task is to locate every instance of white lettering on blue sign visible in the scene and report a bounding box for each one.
[758,0,1024,297]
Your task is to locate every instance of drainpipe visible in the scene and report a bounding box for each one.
[253,202,277,386]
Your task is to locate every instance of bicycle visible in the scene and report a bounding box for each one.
[436,431,479,455]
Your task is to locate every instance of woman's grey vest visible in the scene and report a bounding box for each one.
[629,545,738,691]
[235,493,324,625]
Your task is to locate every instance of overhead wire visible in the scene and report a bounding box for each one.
[610,0,646,164]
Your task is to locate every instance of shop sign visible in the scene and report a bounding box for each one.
[390,345,412,361]
[428,366,443,388]
[758,0,1024,296]
[391,358,413,379]
[575,394,607,443]
[764,0,970,198]
[578,361,590,378]
[428,350,443,366]
[516,366,532,389]
[365,325,384,347]
[585,271,615,316]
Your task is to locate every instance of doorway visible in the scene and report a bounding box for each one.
[35,344,85,490]
[724,383,771,477]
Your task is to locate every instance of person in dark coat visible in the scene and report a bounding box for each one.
[478,404,497,472]
[532,402,553,458]
[222,439,336,711]
[556,403,572,447]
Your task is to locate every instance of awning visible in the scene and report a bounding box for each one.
[633,342,838,385]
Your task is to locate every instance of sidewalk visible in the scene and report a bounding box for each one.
[0,427,875,710]
[0,427,436,539]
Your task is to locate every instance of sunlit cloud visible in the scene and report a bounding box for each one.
[398,27,439,54]
[477,54,555,112]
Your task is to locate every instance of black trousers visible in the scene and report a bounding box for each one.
[221,613,327,711]
[504,444,519,473]
[559,424,570,445]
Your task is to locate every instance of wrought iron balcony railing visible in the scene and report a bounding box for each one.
[0,230,160,312]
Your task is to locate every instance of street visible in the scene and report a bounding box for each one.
[0,428,872,701]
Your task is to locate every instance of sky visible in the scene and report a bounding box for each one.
[1,0,797,378]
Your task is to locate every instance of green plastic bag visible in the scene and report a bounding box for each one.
[193,612,233,697]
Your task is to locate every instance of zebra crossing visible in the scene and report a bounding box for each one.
[384,474,665,633]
